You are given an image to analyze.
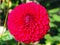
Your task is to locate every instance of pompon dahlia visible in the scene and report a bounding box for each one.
[7,2,50,44]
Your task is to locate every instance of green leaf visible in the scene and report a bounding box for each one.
[0,31,13,41]
[50,23,56,27]
[48,8,60,13]
[53,36,60,42]
[0,2,5,9]
[53,15,60,22]
[45,34,54,42]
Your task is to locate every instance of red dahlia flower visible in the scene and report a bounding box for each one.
[7,2,50,44]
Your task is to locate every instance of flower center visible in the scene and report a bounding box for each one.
[25,15,30,23]
[23,15,35,29]
[24,15,34,24]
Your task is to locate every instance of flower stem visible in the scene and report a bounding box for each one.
[18,42,20,45]
[21,43,34,45]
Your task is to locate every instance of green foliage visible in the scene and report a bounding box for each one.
[45,7,60,45]
[0,31,13,42]
[0,1,5,9]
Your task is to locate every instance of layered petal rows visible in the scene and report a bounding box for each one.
[7,2,50,44]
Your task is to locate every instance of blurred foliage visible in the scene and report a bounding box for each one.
[0,31,13,41]
[0,0,60,45]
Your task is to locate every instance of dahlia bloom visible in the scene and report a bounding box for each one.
[7,2,49,44]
